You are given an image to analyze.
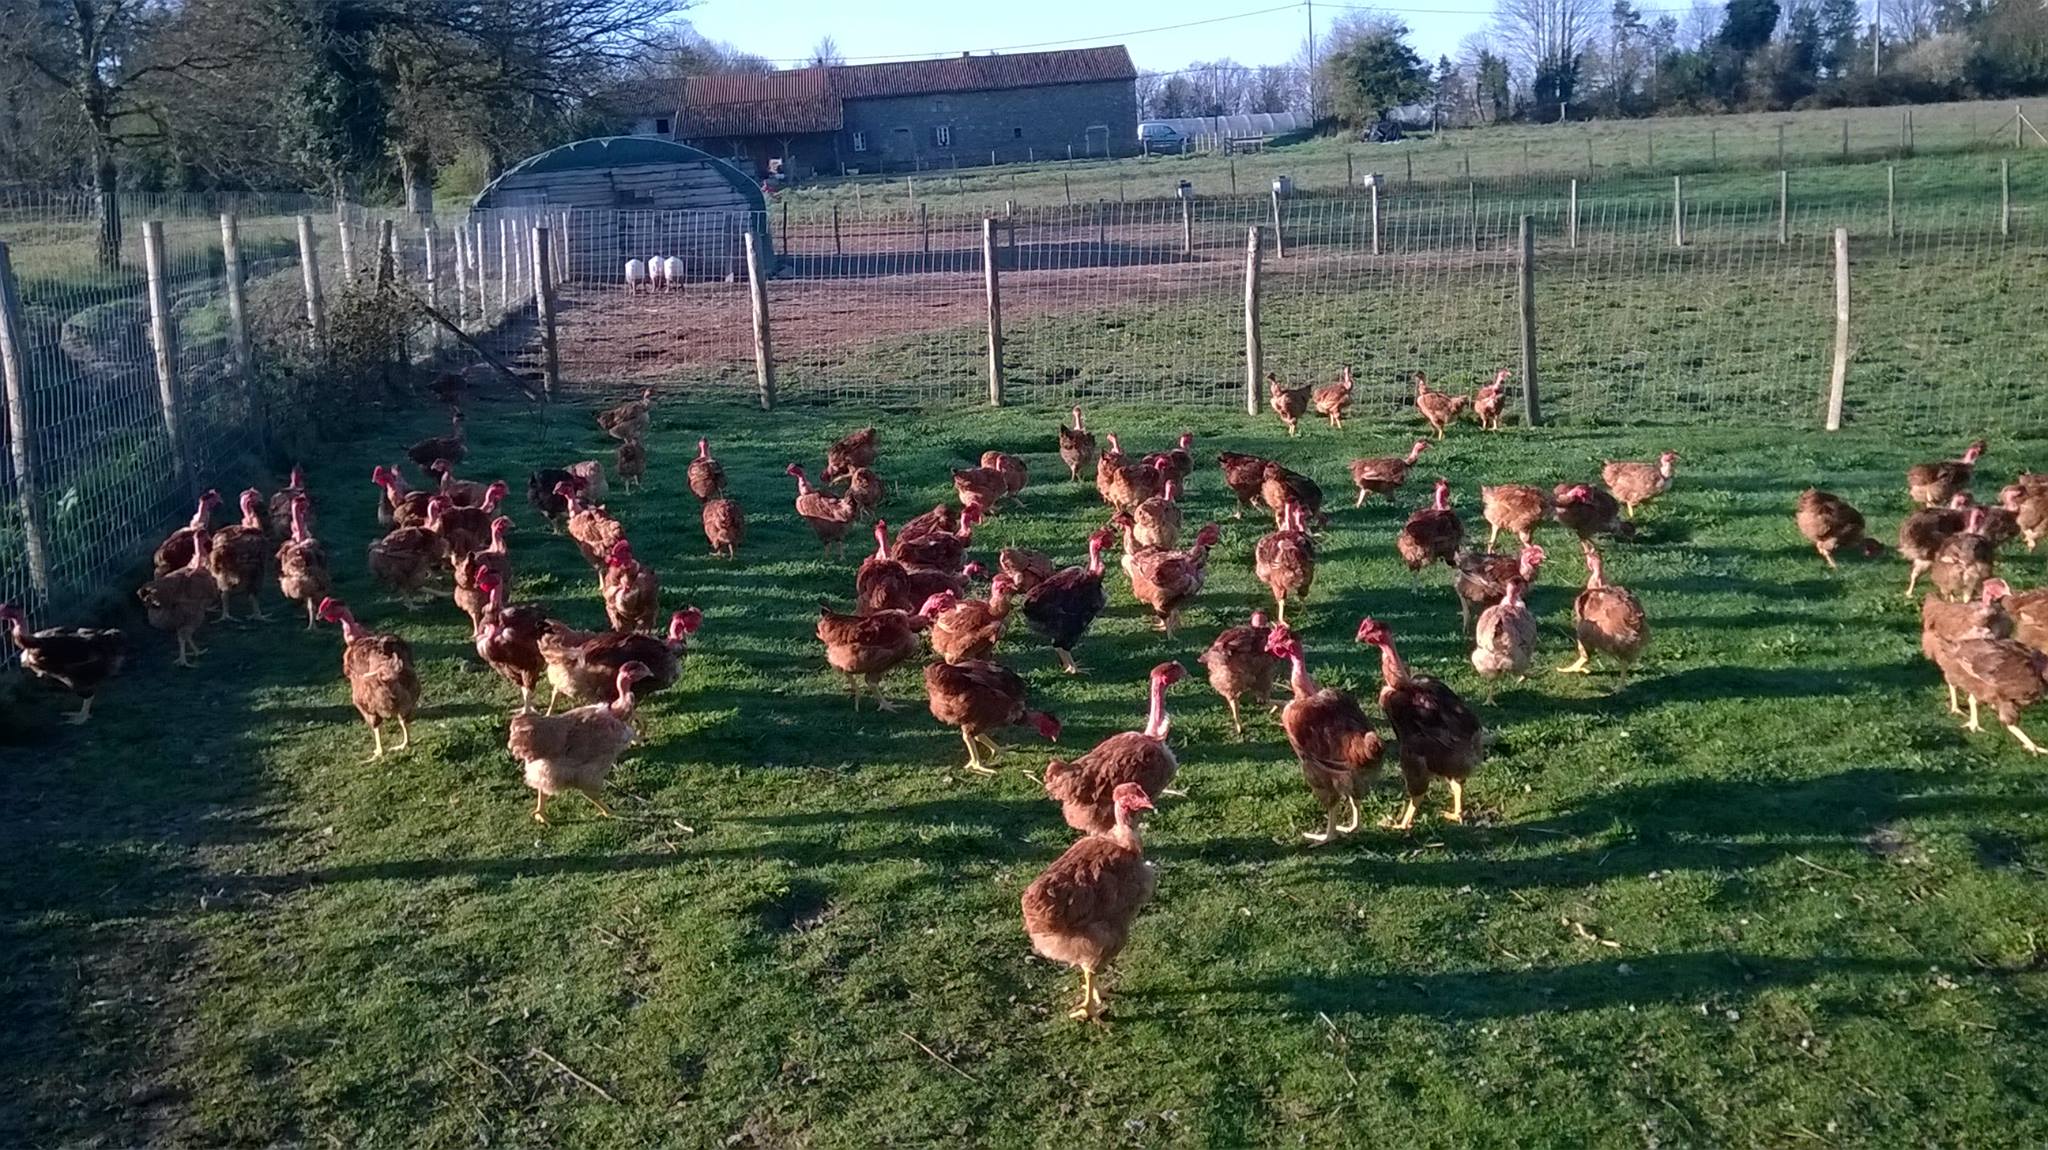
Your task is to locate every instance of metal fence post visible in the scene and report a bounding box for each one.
[295,214,326,347]
[1778,171,1789,244]
[423,219,442,349]
[219,213,252,384]
[1270,187,1284,258]
[983,218,1004,407]
[1243,226,1262,417]
[1568,178,1579,248]
[1886,165,1896,240]
[1672,175,1684,247]
[453,224,470,324]
[1518,216,1540,427]
[0,241,51,601]
[1827,227,1848,431]
[1181,194,1193,257]
[531,224,559,400]
[141,220,192,496]
[833,203,842,255]
[498,217,511,315]
[1370,184,1381,255]
[744,229,775,411]
[2001,160,2011,236]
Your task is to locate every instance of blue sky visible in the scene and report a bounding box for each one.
[683,0,1490,76]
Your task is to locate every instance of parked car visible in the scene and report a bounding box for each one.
[1138,122,1186,153]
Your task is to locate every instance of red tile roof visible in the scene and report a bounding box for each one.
[677,46,1135,139]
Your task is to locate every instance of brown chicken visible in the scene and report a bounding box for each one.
[702,496,745,558]
[928,576,1020,665]
[1021,529,1115,674]
[817,598,940,710]
[788,463,857,554]
[1558,542,1648,684]
[1358,617,1485,829]
[1217,451,1275,518]
[1899,493,1972,597]
[686,438,726,501]
[266,465,309,541]
[1553,483,1633,543]
[1922,580,2013,717]
[896,503,957,544]
[596,388,654,442]
[1795,489,1884,568]
[426,459,492,508]
[433,480,508,561]
[1269,372,1312,436]
[0,604,126,723]
[1453,543,1545,631]
[153,489,222,575]
[1603,452,1679,517]
[1122,523,1221,636]
[138,531,215,666]
[615,437,647,494]
[452,517,514,634]
[474,570,548,711]
[1044,662,1186,834]
[1264,626,1385,843]
[1141,432,1196,485]
[542,609,699,710]
[1260,462,1325,530]
[1471,577,1537,702]
[1131,467,1182,551]
[374,465,433,530]
[999,547,1057,591]
[2001,483,2048,551]
[525,468,583,533]
[1397,478,1465,573]
[979,450,1028,504]
[1906,439,1986,507]
[1481,483,1550,549]
[1997,580,2048,655]
[208,488,272,622]
[858,522,980,614]
[1413,372,1469,439]
[1472,369,1511,430]
[1350,440,1429,507]
[1020,781,1158,1022]
[510,661,650,822]
[842,466,886,520]
[367,497,451,606]
[894,504,983,572]
[925,659,1062,774]
[564,487,627,572]
[1058,406,1097,482]
[1254,503,1316,625]
[275,495,331,631]
[1096,435,1162,511]
[824,427,879,481]
[601,540,661,632]
[1198,609,1278,737]
[406,409,466,470]
[317,597,420,761]
[566,460,610,506]
[404,413,464,474]
[1312,367,1354,428]
[1931,506,1995,603]
[1932,610,2048,755]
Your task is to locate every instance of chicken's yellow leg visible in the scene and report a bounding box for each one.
[393,716,412,752]
[1068,968,1097,1020]
[367,722,386,762]
[1947,682,1963,715]
[2004,724,2048,754]
[1556,642,1592,674]
[960,728,996,775]
[582,791,615,817]
[1446,779,1466,823]
[1380,799,1419,830]
[66,696,96,725]
[1965,695,1984,732]
[532,792,549,823]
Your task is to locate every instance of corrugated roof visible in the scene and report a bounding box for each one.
[677,46,1135,139]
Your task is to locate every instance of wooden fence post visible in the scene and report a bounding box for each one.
[219,213,252,384]
[336,207,355,284]
[1672,175,1684,247]
[1346,152,1354,186]
[1568,178,1579,248]
[531,224,559,400]
[982,218,1004,407]
[1778,170,1789,244]
[453,224,470,324]
[1841,118,1849,157]
[1710,128,1717,165]
[498,217,510,315]
[919,203,929,255]
[2001,159,2011,236]
[1777,123,1786,167]
[1406,151,1413,184]
[0,241,51,600]
[141,220,191,495]
[422,219,442,349]
[1243,226,1262,417]
[1518,216,1540,427]
[744,230,775,411]
[1467,182,1478,250]
[295,214,325,347]
[1229,155,1236,196]
[379,219,398,286]
[833,203,842,254]
[1826,227,1848,431]
[1270,187,1284,258]
[1886,165,1896,240]
[1370,183,1381,255]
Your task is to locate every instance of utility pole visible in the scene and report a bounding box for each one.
[1305,0,1316,117]
[1871,20,1881,72]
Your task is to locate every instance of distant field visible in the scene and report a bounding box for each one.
[775,98,2048,221]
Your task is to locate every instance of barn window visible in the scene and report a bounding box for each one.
[851,131,867,152]
[1012,127,1023,139]
[654,117,671,136]
[932,124,952,148]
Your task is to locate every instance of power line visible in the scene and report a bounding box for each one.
[739,3,1305,65]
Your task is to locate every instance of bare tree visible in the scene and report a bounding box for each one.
[1492,0,1604,113]
[1680,0,1723,49]
[808,34,843,67]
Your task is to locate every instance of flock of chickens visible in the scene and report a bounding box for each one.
[3,363,2030,1022]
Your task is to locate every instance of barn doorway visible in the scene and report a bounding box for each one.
[1086,125,1109,157]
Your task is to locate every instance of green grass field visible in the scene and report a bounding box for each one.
[4,396,2046,1146]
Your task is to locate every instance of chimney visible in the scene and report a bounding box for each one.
[961,51,971,58]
